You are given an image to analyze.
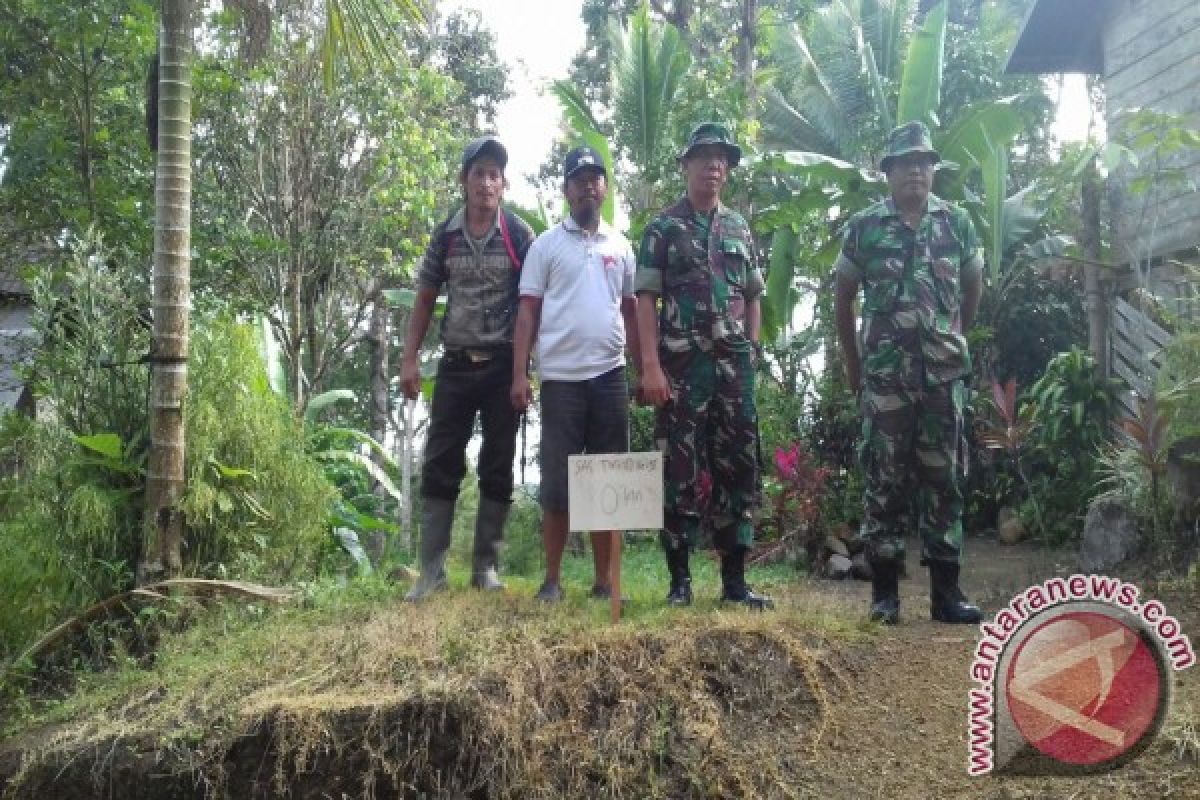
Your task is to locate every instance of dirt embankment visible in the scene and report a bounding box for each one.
[2,538,1198,799]
[0,615,847,799]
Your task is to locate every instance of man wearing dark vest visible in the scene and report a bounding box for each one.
[400,136,535,601]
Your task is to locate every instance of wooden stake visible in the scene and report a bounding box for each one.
[610,529,622,623]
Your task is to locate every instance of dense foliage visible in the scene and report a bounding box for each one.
[0,237,335,673]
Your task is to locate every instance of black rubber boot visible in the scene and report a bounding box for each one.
[405,497,455,602]
[664,544,692,606]
[929,561,982,624]
[719,547,774,610]
[868,557,900,625]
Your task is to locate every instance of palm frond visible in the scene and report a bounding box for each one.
[610,2,691,171]
[10,580,295,677]
[760,87,840,153]
[321,0,425,88]
[860,40,893,132]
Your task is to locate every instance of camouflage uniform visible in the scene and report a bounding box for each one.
[637,196,765,552]
[835,192,982,566]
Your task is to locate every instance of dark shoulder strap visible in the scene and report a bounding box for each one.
[432,213,457,265]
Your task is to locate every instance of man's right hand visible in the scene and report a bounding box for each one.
[399,360,422,401]
[639,363,672,407]
[510,374,533,412]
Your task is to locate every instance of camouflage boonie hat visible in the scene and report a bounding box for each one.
[880,121,940,172]
[679,122,742,168]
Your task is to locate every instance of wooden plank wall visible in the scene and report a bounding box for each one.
[1109,295,1175,417]
[1103,0,1200,260]
[1113,262,1200,321]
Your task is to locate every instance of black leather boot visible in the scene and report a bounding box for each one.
[929,561,982,624]
[868,557,900,625]
[664,544,693,606]
[719,547,774,610]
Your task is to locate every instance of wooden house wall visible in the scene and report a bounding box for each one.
[1103,0,1200,261]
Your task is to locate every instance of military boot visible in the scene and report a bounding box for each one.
[664,544,692,606]
[405,497,455,601]
[470,497,508,591]
[719,547,774,610]
[868,556,900,625]
[929,561,982,624]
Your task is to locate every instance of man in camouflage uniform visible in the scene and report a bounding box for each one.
[834,121,984,625]
[637,122,772,610]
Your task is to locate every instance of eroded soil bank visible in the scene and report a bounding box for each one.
[2,538,1197,799]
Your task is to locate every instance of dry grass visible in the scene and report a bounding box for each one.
[0,581,866,799]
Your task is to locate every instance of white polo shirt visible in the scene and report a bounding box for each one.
[519,216,636,381]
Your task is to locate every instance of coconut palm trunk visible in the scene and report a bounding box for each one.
[141,0,192,582]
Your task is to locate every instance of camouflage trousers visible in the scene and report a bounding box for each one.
[656,337,758,552]
[858,379,966,566]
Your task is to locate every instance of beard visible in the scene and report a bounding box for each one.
[572,202,599,227]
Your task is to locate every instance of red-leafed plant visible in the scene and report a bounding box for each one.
[1118,393,1173,541]
[755,442,830,564]
[978,377,1044,537]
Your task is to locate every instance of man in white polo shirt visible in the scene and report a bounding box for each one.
[511,145,641,602]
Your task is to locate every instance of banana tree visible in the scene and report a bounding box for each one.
[756,1,1042,345]
[751,151,886,342]
[756,2,946,342]
[141,0,423,582]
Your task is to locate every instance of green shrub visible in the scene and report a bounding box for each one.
[502,489,544,578]
[1157,332,1200,446]
[0,312,338,671]
[182,316,338,580]
[1023,348,1119,543]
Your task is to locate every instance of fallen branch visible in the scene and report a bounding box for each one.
[6,579,296,681]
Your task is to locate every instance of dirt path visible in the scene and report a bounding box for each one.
[787,536,1200,799]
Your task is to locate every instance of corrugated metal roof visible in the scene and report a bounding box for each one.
[1005,0,1118,74]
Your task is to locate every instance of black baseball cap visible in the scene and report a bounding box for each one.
[461,136,508,171]
[563,145,607,180]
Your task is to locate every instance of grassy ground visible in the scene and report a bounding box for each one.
[2,535,1197,799]
[0,538,863,799]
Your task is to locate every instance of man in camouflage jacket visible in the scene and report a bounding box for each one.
[637,122,772,610]
[834,121,984,625]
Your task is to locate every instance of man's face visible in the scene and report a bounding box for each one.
[886,152,936,207]
[462,156,505,212]
[564,167,606,223]
[682,144,730,197]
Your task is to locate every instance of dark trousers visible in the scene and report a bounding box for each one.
[420,351,520,504]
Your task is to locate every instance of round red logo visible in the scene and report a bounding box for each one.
[1004,610,1166,767]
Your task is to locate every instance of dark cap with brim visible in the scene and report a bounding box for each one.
[462,136,508,171]
[564,145,607,180]
[679,122,742,168]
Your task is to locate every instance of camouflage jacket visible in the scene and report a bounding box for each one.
[835,194,982,387]
[635,196,765,351]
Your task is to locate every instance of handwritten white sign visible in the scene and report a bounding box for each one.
[567,452,664,532]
